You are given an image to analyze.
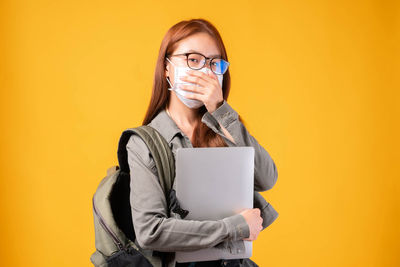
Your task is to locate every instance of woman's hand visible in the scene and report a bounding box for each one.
[179,69,224,113]
[239,208,263,241]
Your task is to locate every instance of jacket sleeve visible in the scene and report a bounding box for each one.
[126,134,250,252]
[201,100,278,192]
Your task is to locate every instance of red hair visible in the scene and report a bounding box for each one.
[142,18,242,147]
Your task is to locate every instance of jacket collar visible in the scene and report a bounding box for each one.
[148,109,182,143]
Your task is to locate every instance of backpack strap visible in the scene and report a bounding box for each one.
[117,125,175,211]
[116,125,176,267]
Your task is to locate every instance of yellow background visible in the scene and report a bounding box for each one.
[1,0,399,266]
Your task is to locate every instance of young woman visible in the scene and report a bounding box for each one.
[126,18,278,267]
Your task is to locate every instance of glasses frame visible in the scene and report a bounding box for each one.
[167,52,230,75]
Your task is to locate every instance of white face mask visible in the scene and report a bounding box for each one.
[166,58,223,109]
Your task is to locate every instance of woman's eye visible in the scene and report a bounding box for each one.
[189,58,198,63]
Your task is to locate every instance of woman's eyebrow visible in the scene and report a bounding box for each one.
[186,49,221,58]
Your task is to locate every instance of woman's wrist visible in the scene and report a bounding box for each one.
[208,99,224,114]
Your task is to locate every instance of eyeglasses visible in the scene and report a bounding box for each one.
[167,52,230,75]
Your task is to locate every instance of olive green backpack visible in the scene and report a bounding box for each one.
[90,126,176,267]
[90,125,279,267]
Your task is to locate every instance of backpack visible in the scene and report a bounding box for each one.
[90,125,177,267]
[90,125,279,267]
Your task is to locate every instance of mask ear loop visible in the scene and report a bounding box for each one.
[166,57,174,65]
[165,57,175,90]
[166,76,174,90]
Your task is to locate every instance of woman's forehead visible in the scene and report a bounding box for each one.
[173,33,220,57]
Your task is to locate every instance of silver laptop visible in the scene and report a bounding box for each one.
[174,147,255,263]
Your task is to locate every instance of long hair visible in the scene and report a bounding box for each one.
[142,18,243,147]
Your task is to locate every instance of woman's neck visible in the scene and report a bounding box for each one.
[166,95,199,127]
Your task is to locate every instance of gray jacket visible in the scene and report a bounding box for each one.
[126,100,278,267]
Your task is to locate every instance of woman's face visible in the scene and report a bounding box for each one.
[165,32,221,84]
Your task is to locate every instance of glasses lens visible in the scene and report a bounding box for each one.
[211,59,229,74]
[187,54,206,69]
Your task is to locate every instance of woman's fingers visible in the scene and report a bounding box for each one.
[178,83,204,94]
[182,69,218,86]
[184,91,205,102]
[205,68,219,81]
[175,69,223,113]
[176,85,205,102]
[180,75,207,88]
